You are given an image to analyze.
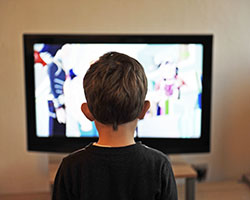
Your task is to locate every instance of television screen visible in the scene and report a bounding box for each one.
[24,34,212,153]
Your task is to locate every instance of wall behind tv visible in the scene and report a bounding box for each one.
[0,0,250,195]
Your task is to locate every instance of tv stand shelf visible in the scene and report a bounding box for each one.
[49,162,197,200]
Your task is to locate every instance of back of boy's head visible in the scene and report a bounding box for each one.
[83,52,148,130]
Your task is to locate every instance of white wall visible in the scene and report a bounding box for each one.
[0,0,250,194]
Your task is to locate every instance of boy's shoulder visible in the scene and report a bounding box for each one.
[138,143,172,166]
[61,143,93,164]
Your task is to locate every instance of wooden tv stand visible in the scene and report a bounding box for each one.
[49,162,197,200]
[172,163,197,200]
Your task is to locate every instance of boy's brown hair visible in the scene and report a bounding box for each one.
[83,52,148,130]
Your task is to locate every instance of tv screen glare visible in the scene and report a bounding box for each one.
[24,34,212,153]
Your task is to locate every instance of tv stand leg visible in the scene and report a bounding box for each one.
[185,177,196,200]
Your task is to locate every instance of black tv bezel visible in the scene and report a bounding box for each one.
[23,34,212,154]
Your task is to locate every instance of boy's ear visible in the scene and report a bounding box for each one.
[81,103,95,121]
[138,100,150,120]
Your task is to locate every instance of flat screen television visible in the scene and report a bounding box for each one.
[23,34,212,154]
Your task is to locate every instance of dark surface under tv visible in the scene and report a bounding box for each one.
[24,34,212,154]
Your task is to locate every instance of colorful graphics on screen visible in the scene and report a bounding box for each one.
[34,43,203,138]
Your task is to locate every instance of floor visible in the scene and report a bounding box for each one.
[0,181,249,200]
[178,181,250,200]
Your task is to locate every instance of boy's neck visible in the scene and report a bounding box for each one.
[94,120,137,147]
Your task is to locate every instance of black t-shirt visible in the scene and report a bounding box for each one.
[52,142,178,200]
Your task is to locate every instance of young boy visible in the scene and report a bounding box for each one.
[52,52,178,200]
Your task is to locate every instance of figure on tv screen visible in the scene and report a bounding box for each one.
[34,44,98,137]
[34,44,66,137]
[51,44,97,137]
